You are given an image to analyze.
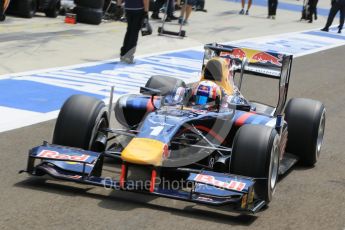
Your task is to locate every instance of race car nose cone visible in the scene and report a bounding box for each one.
[121,138,165,166]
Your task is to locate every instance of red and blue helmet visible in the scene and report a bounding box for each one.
[193,80,223,106]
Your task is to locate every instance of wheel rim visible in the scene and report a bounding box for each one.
[90,116,108,150]
[269,135,279,190]
[316,109,326,159]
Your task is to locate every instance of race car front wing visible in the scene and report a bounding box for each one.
[20,143,266,214]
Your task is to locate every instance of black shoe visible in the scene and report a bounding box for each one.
[168,15,179,20]
[151,13,161,20]
[308,20,313,23]
[321,27,329,32]
[338,29,342,34]
[120,56,135,64]
[165,17,172,22]
[314,15,317,20]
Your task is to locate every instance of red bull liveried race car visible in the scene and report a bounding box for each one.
[20,43,326,214]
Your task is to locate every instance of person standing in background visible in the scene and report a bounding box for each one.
[321,0,345,33]
[119,0,149,64]
[239,0,252,15]
[308,0,318,22]
[0,0,4,21]
[267,0,278,19]
[151,0,165,19]
[0,0,10,21]
[178,0,196,25]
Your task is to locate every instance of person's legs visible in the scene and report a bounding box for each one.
[167,0,177,20]
[0,0,4,21]
[308,2,315,22]
[239,0,245,14]
[268,0,273,16]
[322,3,340,31]
[179,3,186,20]
[184,4,193,21]
[247,0,252,10]
[269,0,277,18]
[273,0,278,16]
[151,0,165,19]
[179,1,193,24]
[314,0,319,20]
[245,0,252,14]
[338,5,345,32]
[121,10,143,61]
[121,11,133,57]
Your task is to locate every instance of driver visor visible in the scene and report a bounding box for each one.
[195,95,208,105]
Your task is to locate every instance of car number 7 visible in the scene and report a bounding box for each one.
[150,126,164,136]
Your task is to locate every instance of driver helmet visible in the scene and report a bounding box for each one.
[192,80,223,107]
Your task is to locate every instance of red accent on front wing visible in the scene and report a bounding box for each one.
[150,169,157,192]
[120,164,126,189]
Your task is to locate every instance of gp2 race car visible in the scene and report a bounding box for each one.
[20,43,326,214]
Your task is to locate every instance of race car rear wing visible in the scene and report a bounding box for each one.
[203,43,293,79]
[203,43,293,115]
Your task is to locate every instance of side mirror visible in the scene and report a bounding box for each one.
[140,87,161,110]
[140,87,162,96]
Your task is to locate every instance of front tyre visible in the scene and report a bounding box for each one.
[52,95,109,152]
[230,125,280,203]
[284,98,326,166]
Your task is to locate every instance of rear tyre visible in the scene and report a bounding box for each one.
[17,0,37,18]
[230,125,280,203]
[52,95,109,152]
[75,6,103,25]
[284,98,326,166]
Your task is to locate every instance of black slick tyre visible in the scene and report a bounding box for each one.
[230,125,280,203]
[284,98,326,166]
[52,95,109,151]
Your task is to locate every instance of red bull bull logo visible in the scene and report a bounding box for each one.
[220,49,246,60]
[230,49,247,60]
[251,52,283,66]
